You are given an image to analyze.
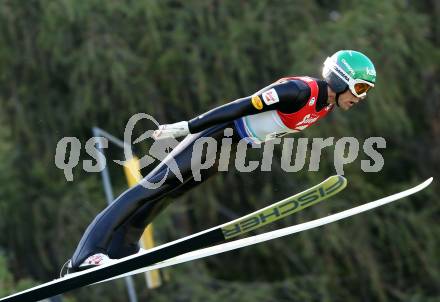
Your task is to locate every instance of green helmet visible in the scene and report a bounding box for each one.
[322,50,376,98]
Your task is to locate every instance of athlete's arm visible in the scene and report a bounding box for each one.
[187,79,311,133]
[153,79,314,139]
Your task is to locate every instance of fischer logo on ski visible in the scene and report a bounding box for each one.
[1,176,432,302]
[221,175,346,239]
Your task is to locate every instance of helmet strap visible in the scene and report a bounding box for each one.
[335,93,341,107]
[335,86,349,107]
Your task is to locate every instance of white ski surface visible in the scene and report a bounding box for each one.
[98,177,433,284]
[1,175,345,302]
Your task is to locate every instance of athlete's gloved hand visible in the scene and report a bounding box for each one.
[153,121,190,140]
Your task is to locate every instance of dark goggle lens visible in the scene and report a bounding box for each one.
[354,83,372,95]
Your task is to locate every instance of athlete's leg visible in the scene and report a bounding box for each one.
[106,151,225,258]
[70,122,239,268]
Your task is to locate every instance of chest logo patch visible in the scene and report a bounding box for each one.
[251,95,263,110]
[262,88,280,105]
[297,113,319,126]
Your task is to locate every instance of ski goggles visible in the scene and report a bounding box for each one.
[324,57,374,98]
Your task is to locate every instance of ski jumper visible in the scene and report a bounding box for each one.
[70,77,333,268]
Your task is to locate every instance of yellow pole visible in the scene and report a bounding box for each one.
[123,156,162,289]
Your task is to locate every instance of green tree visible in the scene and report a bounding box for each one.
[0,0,438,301]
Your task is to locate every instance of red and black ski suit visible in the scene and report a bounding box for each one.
[70,76,334,268]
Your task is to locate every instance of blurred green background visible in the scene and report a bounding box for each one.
[0,0,438,301]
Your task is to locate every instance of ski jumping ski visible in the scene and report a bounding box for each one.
[102,177,433,283]
[1,175,345,302]
[0,176,433,302]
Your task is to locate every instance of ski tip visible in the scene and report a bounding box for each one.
[318,175,348,195]
[423,177,433,187]
[327,175,348,188]
[336,174,347,182]
[327,175,347,182]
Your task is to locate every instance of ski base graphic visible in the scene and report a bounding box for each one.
[1,176,433,302]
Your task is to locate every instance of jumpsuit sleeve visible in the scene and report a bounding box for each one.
[188,79,311,133]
